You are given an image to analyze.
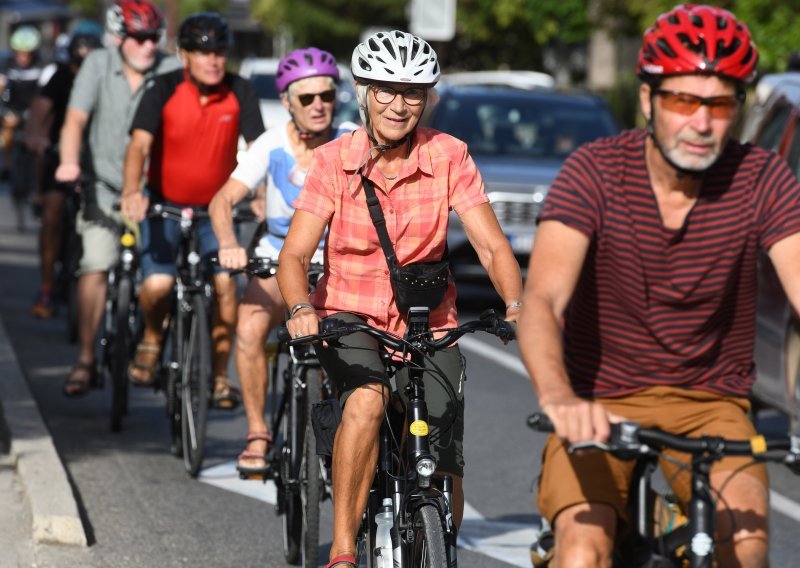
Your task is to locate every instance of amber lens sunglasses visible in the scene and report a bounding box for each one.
[297,90,336,106]
[654,89,743,119]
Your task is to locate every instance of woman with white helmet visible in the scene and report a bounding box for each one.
[278,30,522,567]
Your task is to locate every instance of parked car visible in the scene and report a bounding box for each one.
[422,74,618,281]
[740,73,800,423]
[237,57,360,129]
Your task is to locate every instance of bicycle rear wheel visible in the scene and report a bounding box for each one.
[164,314,182,457]
[408,504,448,567]
[110,275,133,432]
[301,367,322,567]
[179,294,211,477]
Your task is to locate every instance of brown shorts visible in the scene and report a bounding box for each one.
[537,386,768,527]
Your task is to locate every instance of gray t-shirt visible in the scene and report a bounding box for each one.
[67,47,181,191]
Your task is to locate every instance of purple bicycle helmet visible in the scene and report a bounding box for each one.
[275,47,340,93]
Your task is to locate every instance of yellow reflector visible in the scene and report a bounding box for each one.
[750,435,767,455]
[120,233,136,247]
[409,420,429,436]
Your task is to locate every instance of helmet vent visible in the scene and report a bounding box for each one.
[358,57,372,72]
[381,38,397,59]
[656,38,677,59]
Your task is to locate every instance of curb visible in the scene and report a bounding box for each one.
[0,315,88,546]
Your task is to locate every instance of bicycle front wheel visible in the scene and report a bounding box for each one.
[301,367,322,567]
[110,275,133,432]
[282,362,304,564]
[180,293,212,477]
[408,504,449,567]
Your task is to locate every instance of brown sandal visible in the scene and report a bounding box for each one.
[236,431,273,476]
[324,554,357,568]
[212,376,241,410]
[128,341,160,387]
[63,361,98,397]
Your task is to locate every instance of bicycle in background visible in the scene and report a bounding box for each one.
[283,308,516,567]
[527,412,800,567]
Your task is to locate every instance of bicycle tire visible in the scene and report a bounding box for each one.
[301,367,322,567]
[180,294,211,477]
[110,275,133,432]
[282,362,304,565]
[408,504,449,568]
[165,314,182,457]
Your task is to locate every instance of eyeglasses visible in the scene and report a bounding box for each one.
[371,85,426,106]
[128,33,160,45]
[297,90,336,106]
[653,89,743,119]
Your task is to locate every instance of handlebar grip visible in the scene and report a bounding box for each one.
[277,325,290,343]
[527,412,554,433]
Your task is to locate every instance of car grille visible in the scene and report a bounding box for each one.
[491,200,543,224]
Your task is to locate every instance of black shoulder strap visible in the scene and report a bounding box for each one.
[361,174,397,269]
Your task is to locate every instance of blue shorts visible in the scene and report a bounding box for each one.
[140,206,222,279]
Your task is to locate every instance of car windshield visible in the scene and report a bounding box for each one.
[432,91,617,160]
[248,74,280,100]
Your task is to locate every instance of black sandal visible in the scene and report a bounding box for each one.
[63,361,98,398]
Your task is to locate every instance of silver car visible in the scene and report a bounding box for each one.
[741,73,800,424]
[423,75,618,281]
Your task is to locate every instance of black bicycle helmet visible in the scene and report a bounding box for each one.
[178,12,230,51]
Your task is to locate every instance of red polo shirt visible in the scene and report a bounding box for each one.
[131,68,264,206]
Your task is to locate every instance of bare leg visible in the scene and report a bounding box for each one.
[711,470,769,568]
[328,384,388,561]
[128,274,174,384]
[551,503,616,568]
[63,271,107,395]
[38,191,65,288]
[235,276,285,465]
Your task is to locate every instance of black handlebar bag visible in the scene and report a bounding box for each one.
[361,175,450,313]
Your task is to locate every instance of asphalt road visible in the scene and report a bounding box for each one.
[2,187,799,566]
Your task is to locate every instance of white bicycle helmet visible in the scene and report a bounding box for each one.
[351,30,440,86]
[10,26,42,53]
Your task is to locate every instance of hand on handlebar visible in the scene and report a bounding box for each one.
[217,245,248,270]
[541,395,626,445]
[55,163,81,185]
[285,307,320,341]
[121,191,149,223]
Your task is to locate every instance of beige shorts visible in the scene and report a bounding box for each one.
[76,183,122,274]
[537,386,768,527]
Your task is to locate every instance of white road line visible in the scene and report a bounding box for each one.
[770,489,800,523]
[458,335,528,378]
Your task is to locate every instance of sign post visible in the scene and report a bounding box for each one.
[408,0,456,42]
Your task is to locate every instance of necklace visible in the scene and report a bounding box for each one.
[381,171,398,180]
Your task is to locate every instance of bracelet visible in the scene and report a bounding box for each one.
[290,302,314,318]
[506,300,523,310]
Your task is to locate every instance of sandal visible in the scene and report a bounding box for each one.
[324,554,357,568]
[128,341,160,387]
[212,376,241,410]
[236,431,273,476]
[63,361,98,397]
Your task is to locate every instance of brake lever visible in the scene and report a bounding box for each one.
[567,440,610,454]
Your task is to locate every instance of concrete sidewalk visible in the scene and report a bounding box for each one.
[0,195,88,564]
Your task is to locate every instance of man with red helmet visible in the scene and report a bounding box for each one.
[55,0,180,397]
[518,4,800,566]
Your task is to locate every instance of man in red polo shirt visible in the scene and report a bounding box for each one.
[121,12,264,406]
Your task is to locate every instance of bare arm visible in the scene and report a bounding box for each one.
[120,129,154,222]
[56,108,89,183]
[209,177,251,270]
[277,210,328,337]
[518,219,615,443]
[460,202,523,320]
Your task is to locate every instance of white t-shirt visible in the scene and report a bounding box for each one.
[231,120,357,261]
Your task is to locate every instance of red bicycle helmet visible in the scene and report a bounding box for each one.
[637,4,758,83]
[106,0,164,37]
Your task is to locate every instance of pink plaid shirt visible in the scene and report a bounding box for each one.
[295,127,489,336]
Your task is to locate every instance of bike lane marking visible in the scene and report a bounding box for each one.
[198,462,538,567]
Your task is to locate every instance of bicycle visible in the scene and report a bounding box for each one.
[282,307,516,568]
[526,411,800,568]
[230,256,329,567]
[97,215,141,432]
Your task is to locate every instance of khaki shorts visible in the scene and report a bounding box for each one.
[76,183,122,274]
[537,386,768,527]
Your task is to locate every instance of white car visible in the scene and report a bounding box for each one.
[238,57,359,130]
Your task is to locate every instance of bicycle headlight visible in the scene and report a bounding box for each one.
[121,249,135,265]
[416,457,436,478]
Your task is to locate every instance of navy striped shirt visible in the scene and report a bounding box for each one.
[540,129,800,398]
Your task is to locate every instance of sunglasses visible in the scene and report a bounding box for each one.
[653,89,743,119]
[297,90,336,106]
[371,85,426,106]
[128,33,160,45]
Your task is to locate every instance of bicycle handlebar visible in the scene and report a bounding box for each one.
[527,412,800,469]
[277,309,516,350]
[211,256,324,281]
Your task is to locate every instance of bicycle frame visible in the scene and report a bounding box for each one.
[361,306,458,568]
